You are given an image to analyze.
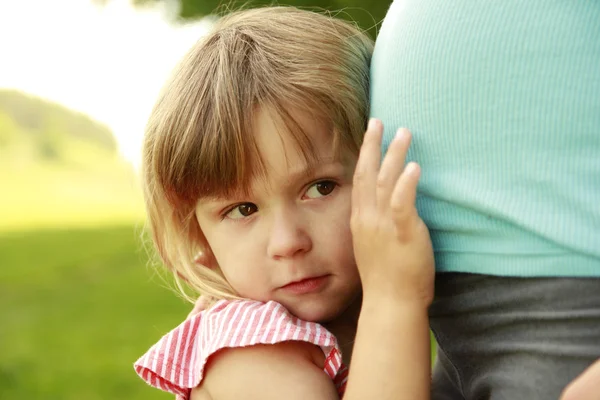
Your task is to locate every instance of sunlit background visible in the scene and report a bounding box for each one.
[0,1,213,398]
[0,1,429,399]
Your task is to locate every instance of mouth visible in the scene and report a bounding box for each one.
[280,275,330,295]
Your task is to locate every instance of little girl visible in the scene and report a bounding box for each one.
[134,6,434,400]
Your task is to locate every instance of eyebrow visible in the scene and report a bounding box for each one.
[198,158,343,207]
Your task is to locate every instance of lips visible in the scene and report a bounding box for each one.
[280,275,329,295]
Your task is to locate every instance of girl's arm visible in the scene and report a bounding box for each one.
[345,119,434,400]
[192,341,339,400]
[561,358,600,400]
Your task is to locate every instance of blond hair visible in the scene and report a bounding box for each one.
[142,6,373,302]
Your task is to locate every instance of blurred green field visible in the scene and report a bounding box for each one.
[0,225,188,400]
[0,128,189,399]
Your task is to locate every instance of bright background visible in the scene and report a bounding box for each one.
[0,1,211,399]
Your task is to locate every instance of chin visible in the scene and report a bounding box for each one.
[287,299,347,323]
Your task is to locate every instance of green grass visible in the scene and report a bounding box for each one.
[0,157,191,399]
[0,225,188,400]
[0,161,146,231]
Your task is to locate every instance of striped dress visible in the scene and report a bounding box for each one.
[134,299,349,399]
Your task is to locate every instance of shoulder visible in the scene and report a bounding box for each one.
[135,299,343,399]
[193,341,337,400]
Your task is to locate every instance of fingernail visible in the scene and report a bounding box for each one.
[368,118,380,131]
[406,162,420,176]
[396,128,409,139]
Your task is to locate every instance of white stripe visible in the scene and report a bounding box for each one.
[281,316,293,342]
[199,314,208,360]
[260,304,279,342]
[270,311,287,343]
[169,324,185,383]
[150,338,163,373]
[292,320,302,340]
[323,329,331,347]
[205,309,214,353]
[303,320,312,341]
[211,302,233,352]
[315,324,323,345]
[335,351,342,366]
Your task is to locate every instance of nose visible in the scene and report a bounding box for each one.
[266,208,312,260]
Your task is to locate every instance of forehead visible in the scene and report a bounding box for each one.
[253,106,336,174]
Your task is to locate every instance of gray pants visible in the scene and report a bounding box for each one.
[429,273,600,400]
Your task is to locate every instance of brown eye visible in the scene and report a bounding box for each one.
[306,180,337,199]
[226,203,258,219]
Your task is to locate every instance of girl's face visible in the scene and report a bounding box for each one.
[195,108,361,322]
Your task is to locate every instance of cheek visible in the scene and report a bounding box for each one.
[322,190,354,256]
[207,231,267,295]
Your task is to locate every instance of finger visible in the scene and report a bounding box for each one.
[352,118,383,212]
[376,128,411,212]
[390,162,421,229]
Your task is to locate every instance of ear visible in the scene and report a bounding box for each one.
[193,248,218,269]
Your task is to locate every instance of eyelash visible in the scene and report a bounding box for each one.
[219,178,339,221]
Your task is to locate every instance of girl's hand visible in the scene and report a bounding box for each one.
[351,119,434,307]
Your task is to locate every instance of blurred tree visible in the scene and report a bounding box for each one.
[130,0,391,37]
[0,111,19,149]
[0,90,117,154]
[0,90,118,166]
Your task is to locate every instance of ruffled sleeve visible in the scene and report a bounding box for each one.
[134,299,347,399]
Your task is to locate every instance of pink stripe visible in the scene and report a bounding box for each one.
[230,302,253,344]
[187,315,202,387]
[150,339,162,373]
[159,330,174,378]
[250,303,270,342]
[211,302,232,351]
[176,319,193,387]
[255,305,275,344]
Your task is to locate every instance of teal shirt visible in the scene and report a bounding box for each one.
[370,0,600,276]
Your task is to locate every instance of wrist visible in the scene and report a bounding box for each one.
[362,285,433,311]
[360,294,430,323]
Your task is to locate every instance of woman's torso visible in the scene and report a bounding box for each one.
[370,0,600,276]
